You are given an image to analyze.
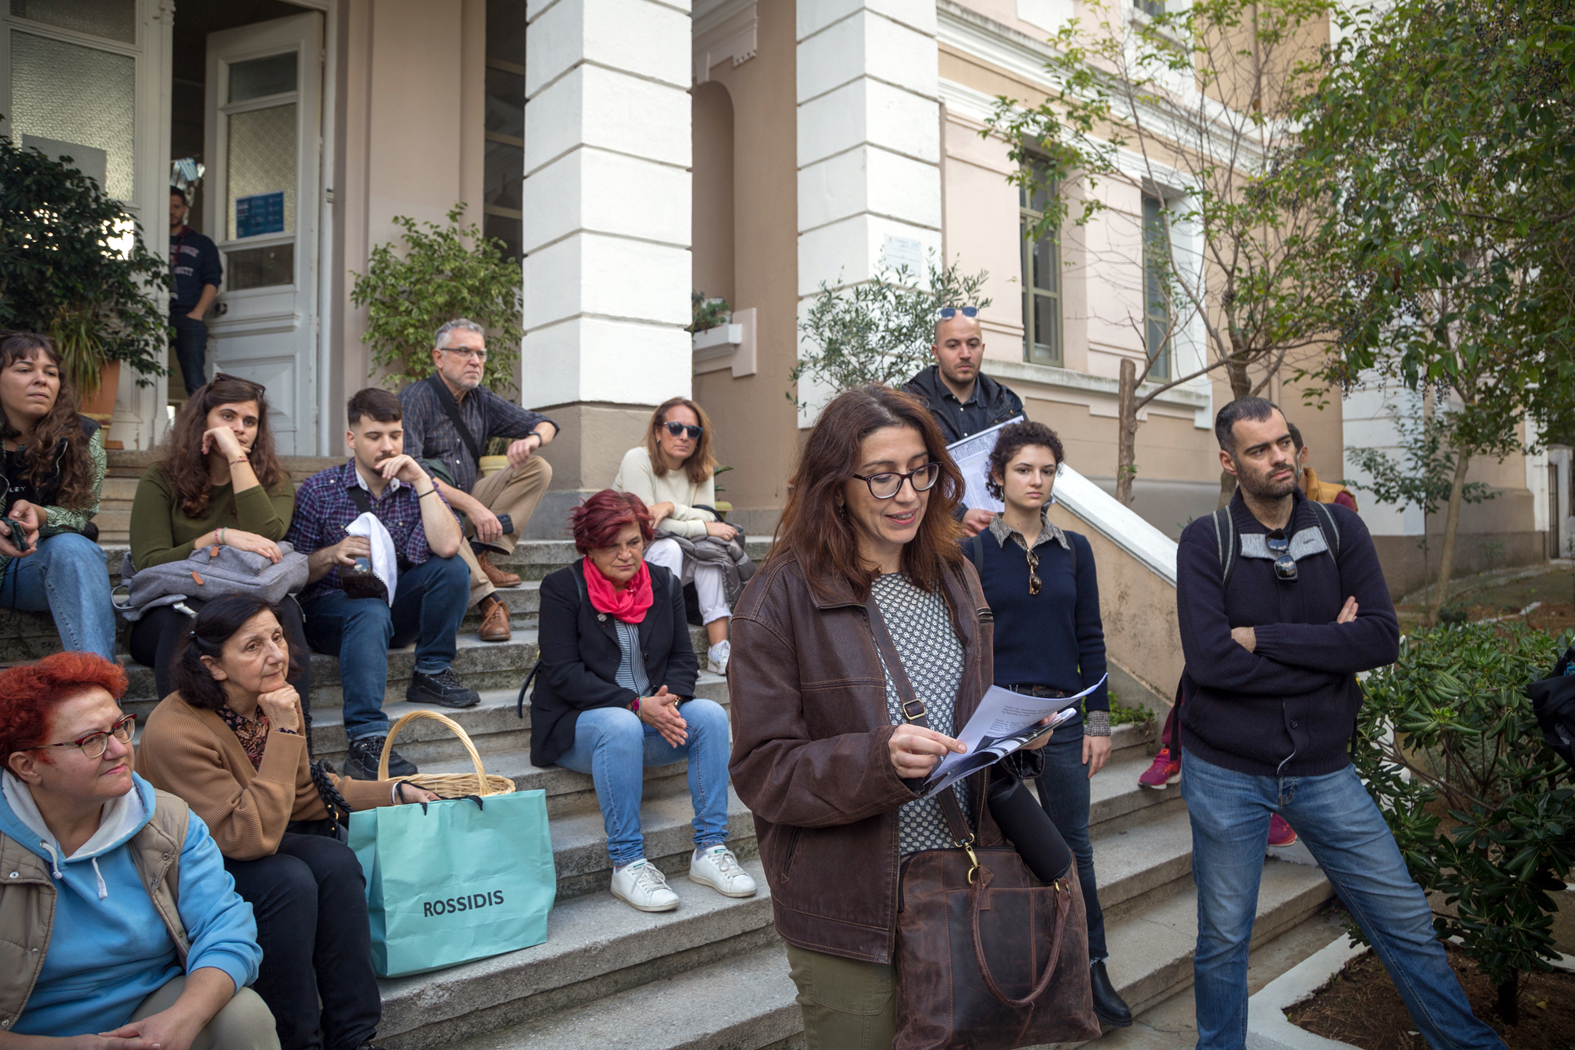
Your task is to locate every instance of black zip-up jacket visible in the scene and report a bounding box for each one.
[1176,488,1399,777]
[902,365,1024,444]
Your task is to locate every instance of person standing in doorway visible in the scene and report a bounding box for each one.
[399,319,557,643]
[1177,396,1503,1050]
[904,307,1024,537]
[169,187,222,397]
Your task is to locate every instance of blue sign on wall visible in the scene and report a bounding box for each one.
[235,192,285,238]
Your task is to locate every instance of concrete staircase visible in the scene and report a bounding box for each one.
[0,531,1333,1049]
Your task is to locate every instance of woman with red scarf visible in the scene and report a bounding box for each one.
[528,489,755,913]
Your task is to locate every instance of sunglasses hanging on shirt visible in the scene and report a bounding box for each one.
[1265,530,1298,581]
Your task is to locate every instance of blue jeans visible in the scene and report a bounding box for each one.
[169,313,208,394]
[1033,721,1106,960]
[0,532,115,662]
[555,699,732,867]
[301,555,469,742]
[1182,748,1504,1050]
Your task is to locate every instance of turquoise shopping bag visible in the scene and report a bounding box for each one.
[350,789,556,977]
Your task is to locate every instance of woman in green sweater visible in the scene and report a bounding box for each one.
[129,375,305,701]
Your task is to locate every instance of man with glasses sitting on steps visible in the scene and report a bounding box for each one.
[903,306,1025,537]
[398,318,559,643]
[1176,396,1504,1050]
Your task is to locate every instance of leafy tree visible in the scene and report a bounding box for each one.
[0,129,170,397]
[792,258,991,410]
[350,205,522,391]
[1285,0,1575,624]
[987,0,1339,505]
[1355,622,1575,1025]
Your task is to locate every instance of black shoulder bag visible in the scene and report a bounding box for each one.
[426,374,483,472]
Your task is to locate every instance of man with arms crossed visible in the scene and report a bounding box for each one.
[399,319,558,643]
[287,388,480,781]
[1176,397,1503,1050]
[904,307,1024,537]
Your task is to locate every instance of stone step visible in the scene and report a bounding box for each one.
[1083,751,1186,835]
[1086,808,1195,924]
[376,859,779,1049]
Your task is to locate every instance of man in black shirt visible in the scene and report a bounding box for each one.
[168,188,222,395]
[904,308,1024,536]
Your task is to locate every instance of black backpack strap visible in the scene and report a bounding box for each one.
[426,374,483,468]
[347,484,372,517]
[1307,499,1341,561]
[966,534,986,578]
[1212,507,1237,590]
[1066,530,1078,579]
[519,563,590,718]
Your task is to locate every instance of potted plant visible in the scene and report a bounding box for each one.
[0,126,171,421]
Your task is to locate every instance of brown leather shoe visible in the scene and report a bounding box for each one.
[477,595,512,642]
[476,550,521,588]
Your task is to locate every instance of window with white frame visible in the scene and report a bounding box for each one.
[1020,159,1061,366]
[1142,192,1171,381]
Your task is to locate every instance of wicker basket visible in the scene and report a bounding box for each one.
[377,709,515,797]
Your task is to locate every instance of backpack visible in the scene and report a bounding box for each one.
[1210,500,1340,589]
[1528,644,1575,766]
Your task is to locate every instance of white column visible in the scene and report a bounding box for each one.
[796,0,942,424]
[521,0,693,407]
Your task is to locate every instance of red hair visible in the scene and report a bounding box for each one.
[570,489,656,555]
[0,652,129,762]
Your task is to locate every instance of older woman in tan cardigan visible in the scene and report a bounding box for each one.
[137,594,436,1050]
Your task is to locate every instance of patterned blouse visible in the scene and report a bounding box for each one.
[870,572,975,855]
[218,705,272,769]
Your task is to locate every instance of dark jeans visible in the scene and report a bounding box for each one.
[223,832,381,1050]
[301,554,468,742]
[1033,720,1107,961]
[129,595,311,706]
[169,312,209,394]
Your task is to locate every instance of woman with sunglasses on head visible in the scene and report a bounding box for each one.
[128,376,309,705]
[0,332,116,662]
[137,595,437,1050]
[0,651,278,1049]
[727,386,1056,1049]
[612,397,741,674]
[529,490,753,913]
[963,419,1132,1028]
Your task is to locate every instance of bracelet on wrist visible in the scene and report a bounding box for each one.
[419,488,439,500]
[229,457,249,466]
[629,697,642,714]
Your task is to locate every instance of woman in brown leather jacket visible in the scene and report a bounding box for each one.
[728,385,1052,1049]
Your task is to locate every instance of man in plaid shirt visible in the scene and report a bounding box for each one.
[286,388,481,780]
[399,318,558,644]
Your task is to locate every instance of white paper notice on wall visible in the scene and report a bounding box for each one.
[882,235,924,279]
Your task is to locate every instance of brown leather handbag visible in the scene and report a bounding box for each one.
[868,597,1102,1050]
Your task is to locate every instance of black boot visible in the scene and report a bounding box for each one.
[1090,959,1133,1027]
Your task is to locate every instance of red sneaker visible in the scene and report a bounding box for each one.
[1138,747,1181,789]
[1268,813,1298,847]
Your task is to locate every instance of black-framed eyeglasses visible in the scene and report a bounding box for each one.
[1265,530,1298,581]
[1025,547,1042,596]
[661,421,702,439]
[851,462,942,500]
[939,306,979,319]
[24,713,135,760]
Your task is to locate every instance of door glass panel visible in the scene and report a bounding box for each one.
[485,67,524,138]
[227,104,297,240]
[229,52,298,103]
[9,0,134,43]
[8,31,135,199]
[226,244,295,291]
[483,139,523,212]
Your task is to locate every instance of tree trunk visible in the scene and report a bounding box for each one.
[1116,358,1139,505]
[1495,972,1518,1026]
[1427,449,1473,626]
[1215,354,1253,508]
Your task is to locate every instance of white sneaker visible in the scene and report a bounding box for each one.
[610,859,680,912]
[689,845,757,898]
[707,639,731,675]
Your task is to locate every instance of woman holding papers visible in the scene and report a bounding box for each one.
[128,375,308,703]
[962,419,1132,1028]
[727,385,1055,1050]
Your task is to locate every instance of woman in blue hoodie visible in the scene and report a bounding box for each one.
[0,651,276,1049]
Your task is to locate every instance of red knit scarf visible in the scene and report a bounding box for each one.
[583,558,654,623]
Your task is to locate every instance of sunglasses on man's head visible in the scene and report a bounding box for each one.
[939,306,979,319]
[661,421,702,439]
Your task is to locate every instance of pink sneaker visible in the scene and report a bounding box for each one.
[1138,747,1180,789]
[1268,813,1298,847]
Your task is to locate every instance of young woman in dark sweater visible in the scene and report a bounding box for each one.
[963,420,1132,1028]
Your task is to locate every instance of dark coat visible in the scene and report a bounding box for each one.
[902,364,1024,444]
[529,559,698,767]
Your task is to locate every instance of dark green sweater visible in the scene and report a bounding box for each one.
[129,465,295,570]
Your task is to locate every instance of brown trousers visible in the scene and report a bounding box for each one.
[458,454,553,607]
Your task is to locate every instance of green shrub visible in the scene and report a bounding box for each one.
[1106,690,1155,729]
[1355,621,1575,1023]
